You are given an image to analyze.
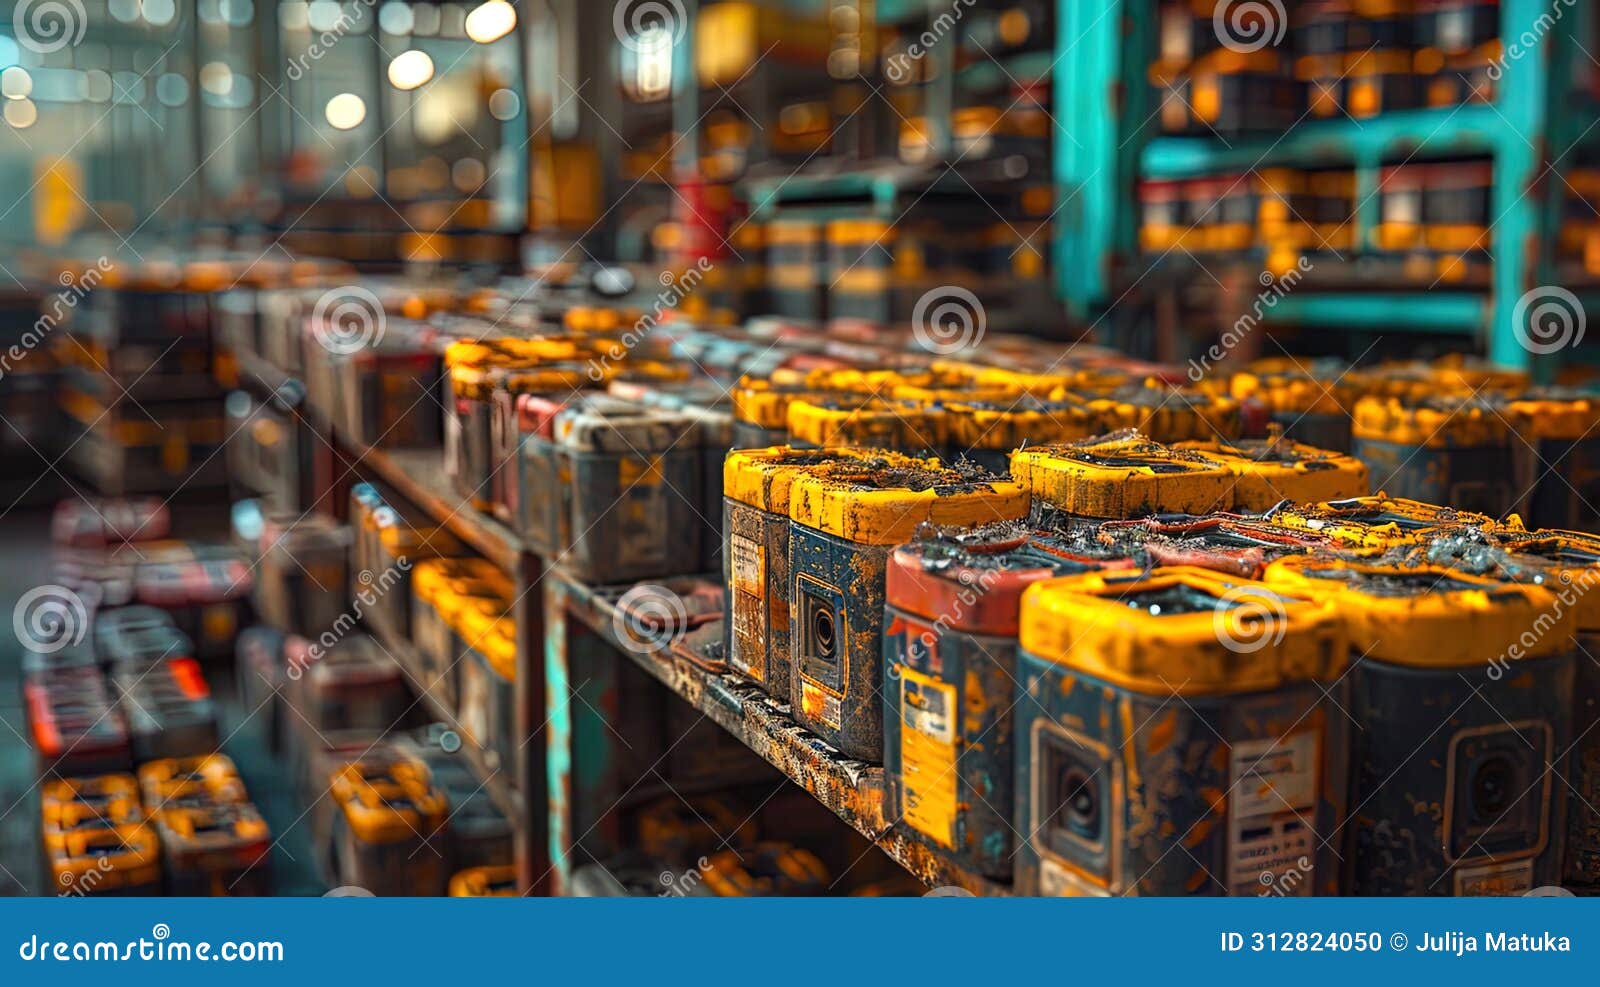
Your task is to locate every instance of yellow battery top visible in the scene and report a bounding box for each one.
[1352,393,1511,447]
[331,759,448,843]
[449,865,519,897]
[137,754,246,803]
[700,844,830,897]
[1496,389,1600,441]
[786,396,945,450]
[1431,356,1529,394]
[46,822,161,887]
[732,379,838,430]
[1009,435,1234,518]
[42,773,142,809]
[1228,358,1369,416]
[443,337,584,369]
[960,366,1074,398]
[412,557,513,604]
[888,382,1023,405]
[723,446,929,514]
[375,513,465,560]
[1018,566,1346,695]
[155,802,271,844]
[1174,437,1370,510]
[1263,556,1572,667]
[1064,382,1242,442]
[43,797,144,836]
[1267,494,1518,549]
[944,397,1102,452]
[787,458,1029,545]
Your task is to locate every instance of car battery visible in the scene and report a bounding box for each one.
[731,379,836,448]
[457,609,517,773]
[681,402,734,575]
[1266,555,1576,894]
[224,389,303,511]
[882,523,1133,879]
[256,514,351,637]
[1268,493,1512,550]
[1352,393,1516,517]
[943,397,1101,472]
[24,665,131,777]
[336,323,445,449]
[411,559,512,708]
[825,219,928,324]
[1175,437,1371,510]
[1010,435,1235,519]
[330,758,450,896]
[1072,382,1242,442]
[398,725,514,869]
[1415,0,1500,106]
[95,605,193,669]
[766,218,827,319]
[290,633,409,738]
[137,754,249,809]
[152,801,273,896]
[1185,49,1298,136]
[236,626,289,752]
[44,822,162,896]
[370,509,464,643]
[1497,390,1600,532]
[633,794,758,865]
[1014,566,1348,896]
[51,497,170,549]
[510,392,575,558]
[488,364,598,526]
[1110,512,1338,577]
[42,774,144,826]
[787,457,1030,760]
[133,549,254,660]
[694,843,831,897]
[723,447,917,697]
[786,396,944,454]
[550,398,705,584]
[1423,161,1493,282]
[114,656,220,762]
[449,864,518,896]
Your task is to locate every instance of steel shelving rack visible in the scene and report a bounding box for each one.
[1053,0,1594,375]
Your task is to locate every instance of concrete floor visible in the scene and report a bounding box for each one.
[0,504,324,896]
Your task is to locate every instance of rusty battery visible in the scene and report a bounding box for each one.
[449,864,518,896]
[330,757,450,896]
[113,655,220,762]
[883,522,1133,879]
[1267,492,1516,551]
[787,457,1030,760]
[1009,434,1235,519]
[24,663,130,777]
[1352,393,1517,517]
[942,396,1100,472]
[1175,436,1371,510]
[1015,566,1349,896]
[1265,555,1575,895]
[1498,389,1600,532]
[786,395,944,455]
[43,821,161,896]
[152,801,273,896]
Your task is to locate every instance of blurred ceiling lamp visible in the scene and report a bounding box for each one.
[5,98,38,129]
[199,61,234,97]
[1,67,33,100]
[465,1,516,44]
[325,92,367,130]
[387,50,435,90]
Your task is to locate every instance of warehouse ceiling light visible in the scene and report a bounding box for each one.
[5,98,37,129]
[1,67,32,100]
[465,1,516,44]
[388,49,434,90]
[325,92,366,130]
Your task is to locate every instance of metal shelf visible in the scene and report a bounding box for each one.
[545,569,1007,896]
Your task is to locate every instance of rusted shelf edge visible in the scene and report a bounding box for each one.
[365,618,525,827]
[551,569,1008,896]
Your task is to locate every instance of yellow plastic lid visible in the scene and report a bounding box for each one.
[787,459,1029,544]
[786,396,944,450]
[1174,437,1370,510]
[1009,435,1234,518]
[722,446,928,513]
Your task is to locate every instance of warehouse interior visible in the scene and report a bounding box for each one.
[2,0,1600,898]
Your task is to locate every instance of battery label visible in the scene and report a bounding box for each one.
[1453,859,1534,896]
[1227,732,1319,896]
[800,680,841,731]
[900,666,956,847]
[729,535,764,596]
